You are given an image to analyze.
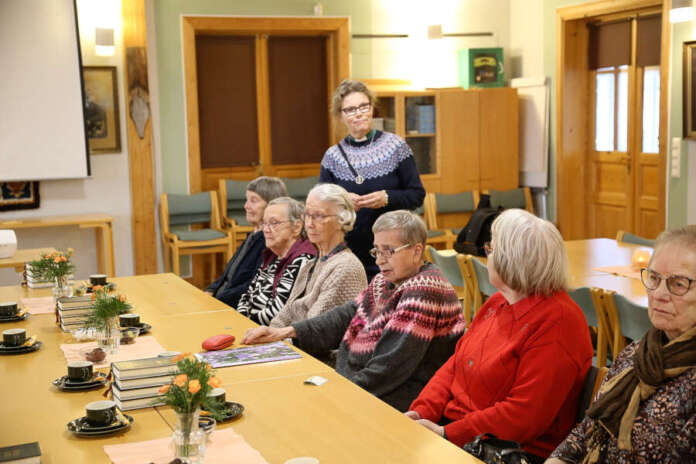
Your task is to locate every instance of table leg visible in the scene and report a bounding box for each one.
[104,222,115,277]
[93,223,116,277]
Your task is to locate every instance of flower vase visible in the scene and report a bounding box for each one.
[172,409,206,463]
[52,275,73,298]
[96,316,120,354]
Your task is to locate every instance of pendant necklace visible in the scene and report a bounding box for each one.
[337,131,374,186]
[354,132,374,185]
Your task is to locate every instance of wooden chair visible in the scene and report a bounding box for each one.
[218,179,254,250]
[569,287,610,366]
[424,191,479,249]
[470,256,497,312]
[426,246,478,323]
[159,191,234,278]
[598,289,652,361]
[485,187,534,214]
[282,176,319,204]
[616,230,655,247]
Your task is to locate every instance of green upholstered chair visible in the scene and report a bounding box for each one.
[468,255,497,313]
[425,191,479,249]
[426,246,477,322]
[283,176,319,204]
[159,191,233,277]
[487,187,534,213]
[616,230,655,247]
[218,179,255,250]
[569,286,610,366]
[601,290,652,362]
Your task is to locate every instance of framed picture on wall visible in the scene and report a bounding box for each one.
[683,41,696,139]
[82,66,121,153]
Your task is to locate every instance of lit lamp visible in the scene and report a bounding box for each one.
[670,0,694,23]
[95,27,115,56]
[632,248,652,271]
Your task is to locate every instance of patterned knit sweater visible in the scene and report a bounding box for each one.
[292,263,466,411]
[319,130,425,278]
[237,239,316,325]
[269,248,367,328]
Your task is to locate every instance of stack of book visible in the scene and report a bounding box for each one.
[110,356,180,411]
[56,296,95,332]
[24,263,73,289]
[415,104,435,133]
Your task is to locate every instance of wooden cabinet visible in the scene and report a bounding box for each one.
[374,87,518,193]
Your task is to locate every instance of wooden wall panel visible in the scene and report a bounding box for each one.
[479,88,519,190]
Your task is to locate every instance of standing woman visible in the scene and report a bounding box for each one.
[320,79,425,280]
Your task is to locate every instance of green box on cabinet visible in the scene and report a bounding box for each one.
[458,48,504,88]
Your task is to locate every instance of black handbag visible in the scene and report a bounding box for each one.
[462,433,531,464]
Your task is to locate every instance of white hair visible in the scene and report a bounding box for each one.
[307,183,356,233]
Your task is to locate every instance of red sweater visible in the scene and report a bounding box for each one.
[410,291,593,458]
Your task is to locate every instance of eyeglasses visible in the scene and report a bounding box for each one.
[341,103,371,117]
[260,220,291,231]
[369,243,412,260]
[640,268,696,296]
[483,242,494,256]
[303,212,337,223]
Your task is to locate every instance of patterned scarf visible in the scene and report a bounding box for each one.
[582,326,696,463]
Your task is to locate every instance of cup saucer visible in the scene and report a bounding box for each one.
[66,413,133,437]
[136,322,151,335]
[52,373,107,391]
[0,341,41,355]
[202,401,244,422]
[0,312,29,323]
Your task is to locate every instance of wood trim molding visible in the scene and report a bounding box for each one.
[658,1,669,228]
[557,0,660,20]
[122,0,158,275]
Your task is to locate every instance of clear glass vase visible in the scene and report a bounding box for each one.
[95,317,120,354]
[172,409,206,463]
[52,275,73,298]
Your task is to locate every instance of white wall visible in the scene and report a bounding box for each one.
[509,0,544,78]
[0,0,133,286]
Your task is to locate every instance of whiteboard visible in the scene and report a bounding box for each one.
[0,0,90,181]
[511,77,549,188]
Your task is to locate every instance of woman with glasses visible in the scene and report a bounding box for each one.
[236,197,316,325]
[206,176,287,307]
[319,79,425,281]
[548,225,696,464]
[243,210,466,411]
[269,183,367,327]
[407,209,593,463]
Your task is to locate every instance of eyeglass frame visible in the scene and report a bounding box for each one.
[302,212,338,223]
[640,267,696,296]
[341,102,372,117]
[259,220,292,231]
[369,243,412,260]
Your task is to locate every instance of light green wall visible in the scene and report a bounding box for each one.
[667,21,692,227]
[542,0,691,228]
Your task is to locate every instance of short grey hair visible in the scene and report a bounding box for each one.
[652,225,696,265]
[307,183,356,233]
[331,79,376,118]
[267,197,305,224]
[247,176,287,203]
[372,210,427,246]
[490,209,567,296]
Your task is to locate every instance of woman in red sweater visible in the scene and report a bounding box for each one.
[407,209,593,462]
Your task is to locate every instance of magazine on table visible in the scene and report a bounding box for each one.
[195,341,301,368]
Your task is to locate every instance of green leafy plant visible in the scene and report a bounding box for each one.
[85,287,132,330]
[157,353,227,421]
[28,249,75,281]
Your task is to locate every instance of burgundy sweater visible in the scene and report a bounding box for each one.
[410,291,593,458]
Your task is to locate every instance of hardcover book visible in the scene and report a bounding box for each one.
[195,341,301,368]
[111,356,179,379]
[0,441,41,463]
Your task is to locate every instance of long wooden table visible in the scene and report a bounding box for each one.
[0,214,115,277]
[0,274,478,463]
[0,247,56,273]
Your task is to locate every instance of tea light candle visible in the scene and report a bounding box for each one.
[632,249,651,270]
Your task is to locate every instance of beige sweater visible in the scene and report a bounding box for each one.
[269,249,367,328]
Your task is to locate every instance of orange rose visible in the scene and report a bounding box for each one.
[205,364,212,372]
[207,377,221,388]
[118,295,126,303]
[53,257,61,263]
[158,384,170,394]
[173,352,192,363]
[60,256,67,262]
[188,380,201,394]
[174,374,188,387]
[93,285,103,292]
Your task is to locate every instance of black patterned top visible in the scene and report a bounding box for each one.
[550,340,696,463]
[237,239,316,326]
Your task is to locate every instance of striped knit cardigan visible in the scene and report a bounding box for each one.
[292,262,466,411]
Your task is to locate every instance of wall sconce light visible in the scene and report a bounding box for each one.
[670,0,694,23]
[95,27,114,56]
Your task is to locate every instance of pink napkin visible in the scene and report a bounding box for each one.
[592,265,641,280]
[20,296,55,314]
[59,336,166,368]
[103,427,269,464]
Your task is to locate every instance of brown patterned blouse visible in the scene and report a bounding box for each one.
[550,340,696,463]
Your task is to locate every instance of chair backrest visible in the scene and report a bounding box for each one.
[488,187,534,214]
[427,246,464,287]
[219,179,250,226]
[426,191,479,230]
[470,256,497,297]
[166,192,217,227]
[283,176,319,204]
[569,287,599,327]
[576,365,608,423]
[616,230,655,247]
[602,290,652,358]
[569,286,610,366]
[426,246,477,322]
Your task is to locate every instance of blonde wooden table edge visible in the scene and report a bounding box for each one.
[0,247,57,272]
